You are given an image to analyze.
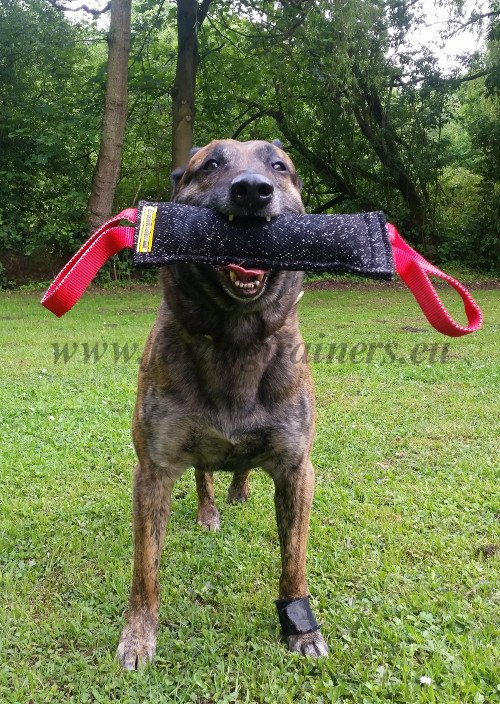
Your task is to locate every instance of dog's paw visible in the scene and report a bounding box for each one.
[227,478,249,504]
[196,504,221,531]
[117,621,157,670]
[287,630,328,658]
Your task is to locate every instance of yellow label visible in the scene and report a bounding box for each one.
[136,205,157,253]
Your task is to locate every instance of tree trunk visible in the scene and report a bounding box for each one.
[354,103,428,226]
[171,0,211,170]
[86,0,132,232]
[351,78,435,248]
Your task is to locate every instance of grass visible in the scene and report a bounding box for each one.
[0,283,499,703]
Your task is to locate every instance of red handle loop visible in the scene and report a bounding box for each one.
[41,209,137,317]
[387,223,483,337]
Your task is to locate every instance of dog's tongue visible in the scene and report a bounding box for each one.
[223,263,268,280]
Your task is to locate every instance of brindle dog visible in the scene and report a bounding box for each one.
[117,139,328,669]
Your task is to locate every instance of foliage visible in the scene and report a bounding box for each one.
[439,77,500,269]
[0,0,101,255]
[195,0,499,265]
[0,0,499,278]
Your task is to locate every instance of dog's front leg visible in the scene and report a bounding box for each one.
[117,461,174,669]
[272,458,328,657]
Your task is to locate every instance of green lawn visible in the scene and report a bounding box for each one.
[0,284,499,703]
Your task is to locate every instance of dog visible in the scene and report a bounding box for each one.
[117,139,328,669]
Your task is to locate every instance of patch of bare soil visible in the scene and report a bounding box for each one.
[304,277,500,291]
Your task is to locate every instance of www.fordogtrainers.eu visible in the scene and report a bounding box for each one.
[50,338,452,366]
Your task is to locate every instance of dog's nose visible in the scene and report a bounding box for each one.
[230,173,274,210]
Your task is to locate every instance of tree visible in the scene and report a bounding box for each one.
[87,0,132,232]
[171,0,212,169]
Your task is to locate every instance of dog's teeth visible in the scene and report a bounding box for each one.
[230,275,262,292]
[228,214,235,222]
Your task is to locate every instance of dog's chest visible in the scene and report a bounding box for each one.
[142,390,308,473]
[181,418,272,470]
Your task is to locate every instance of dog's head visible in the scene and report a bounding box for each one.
[168,139,304,308]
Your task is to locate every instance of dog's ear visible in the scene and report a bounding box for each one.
[171,167,185,196]
[271,138,302,189]
[171,147,202,195]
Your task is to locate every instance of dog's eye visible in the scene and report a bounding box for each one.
[203,159,220,171]
[272,161,287,172]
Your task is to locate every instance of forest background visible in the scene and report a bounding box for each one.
[1,0,499,286]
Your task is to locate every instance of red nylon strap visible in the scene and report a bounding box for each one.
[41,209,137,318]
[386,223,483,337]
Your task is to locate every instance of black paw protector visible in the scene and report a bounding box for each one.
[275,596,320,637]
